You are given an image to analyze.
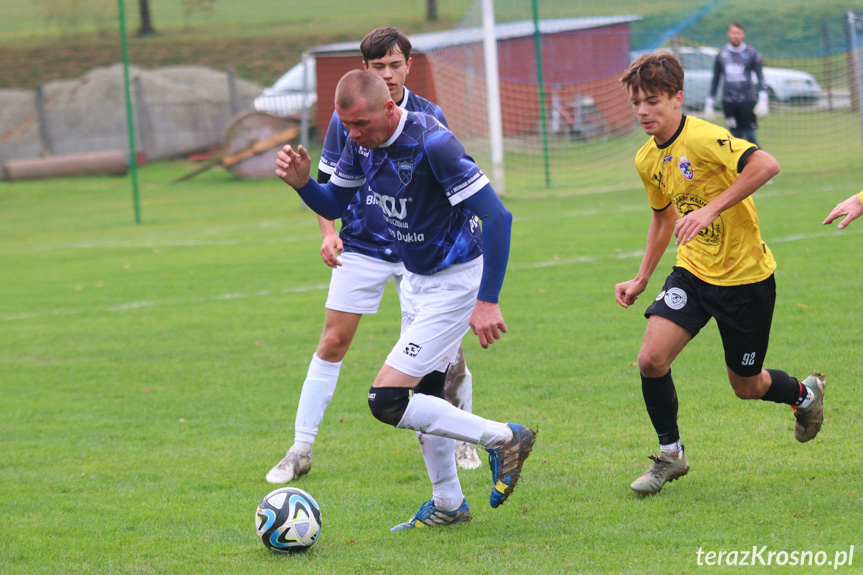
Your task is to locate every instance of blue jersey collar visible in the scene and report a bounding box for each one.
[380,108,408,148]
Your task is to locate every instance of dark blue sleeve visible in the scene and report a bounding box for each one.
[294,178,357,221]
[461,184,512,303]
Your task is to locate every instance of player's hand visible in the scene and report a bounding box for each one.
[823,193,863,230]
[469,300,507,349]
[704,97,715,121]
[615,278,646,308]
[754,91,769,119]
[320,234,343,267]
[674,206,717,246]
[275,145,311,188]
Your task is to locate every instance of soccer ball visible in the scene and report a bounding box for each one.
[255,487,322,551]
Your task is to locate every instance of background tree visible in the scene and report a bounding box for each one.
[426,0,437,22]
[137,0,156,36]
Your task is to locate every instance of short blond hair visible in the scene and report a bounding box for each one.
[335,70,390,111]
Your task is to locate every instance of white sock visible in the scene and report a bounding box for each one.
[797,386,814,409]
[290,441,312,455]
[417,432,463,511]
[660,440,682,456]
[294,353,341,446]
[397,393,511,448]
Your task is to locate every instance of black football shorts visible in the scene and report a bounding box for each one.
[723,100,758,132]
[644,266,776,377]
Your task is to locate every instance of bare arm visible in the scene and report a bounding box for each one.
[615,206,678,308]
[823,192,863,230]
[674,149,780,246]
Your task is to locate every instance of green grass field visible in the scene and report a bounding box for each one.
[2,152,862,573]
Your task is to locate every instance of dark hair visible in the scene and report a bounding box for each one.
[620,52,684,97]
[728,22,745,32]
[360,27,412,63]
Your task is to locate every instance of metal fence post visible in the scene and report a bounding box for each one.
[133,76,153,158]
[227,68,240,116]
[35,83,53,155]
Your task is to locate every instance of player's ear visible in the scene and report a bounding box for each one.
[673,91,683,108]
[362,60,369,72]
[405,56,412,76]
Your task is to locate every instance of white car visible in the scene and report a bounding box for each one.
[675,46,822,110]
[253,58,317,120]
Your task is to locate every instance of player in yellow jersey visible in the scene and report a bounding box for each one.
[616,52,825,496]
[823,191,863,229]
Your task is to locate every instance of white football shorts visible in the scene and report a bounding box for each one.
[385,257,482,377]
[325,251,405,315]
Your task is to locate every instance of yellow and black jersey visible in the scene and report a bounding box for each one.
[635,115,776,286]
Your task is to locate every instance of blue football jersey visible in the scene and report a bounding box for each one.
[330,110,488,275]
[317,88,449,263]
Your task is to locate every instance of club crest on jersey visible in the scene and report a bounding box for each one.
[398,161,413,185]
[678,156,694,180]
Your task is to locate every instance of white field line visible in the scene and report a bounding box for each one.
[19,235,322,253]
[511,227,863,270]
[2,284,329,322]
[3,226,860,323]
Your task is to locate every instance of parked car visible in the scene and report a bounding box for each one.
[253,58,317,120]
[674,46,822,110]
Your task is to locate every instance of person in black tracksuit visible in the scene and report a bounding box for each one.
[705,22,768,147]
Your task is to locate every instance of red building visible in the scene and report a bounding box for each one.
[308,15,640,141]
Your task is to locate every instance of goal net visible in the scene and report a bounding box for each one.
[423,0,863,197]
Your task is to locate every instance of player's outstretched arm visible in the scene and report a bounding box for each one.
[275,144,311,188]
[276,144,356,220]
[823,192,863,230]
[616,206,677,308]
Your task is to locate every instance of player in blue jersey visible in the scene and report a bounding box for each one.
[705,22,768,147]
[276,70,537,530]
[266,28,481,485]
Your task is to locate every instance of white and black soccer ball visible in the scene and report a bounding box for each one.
[255,487,322,551]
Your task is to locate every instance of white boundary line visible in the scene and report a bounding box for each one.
[4,227,860,323]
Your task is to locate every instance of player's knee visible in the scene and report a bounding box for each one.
[637,350,668,378]
[368,386,411,426]
[317,330,352,361]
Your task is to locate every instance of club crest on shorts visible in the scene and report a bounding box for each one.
[664,287,688,310]
[398,161,413,185]
[678,156,694,180]
[404,342,422,357]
